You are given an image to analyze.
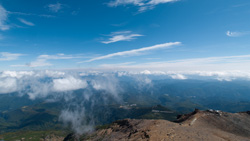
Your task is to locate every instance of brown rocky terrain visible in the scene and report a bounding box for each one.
[72,109,250,141]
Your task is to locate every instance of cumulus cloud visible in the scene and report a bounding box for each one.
[53,76,88,92]
[108,0,178,12]
[0,70,34,78]
[90,75,120,97]
[101,31,143,44]
[47,3,64,13]
[0,5,9,30]
[0,70,122,98]
[0,78,17,94]
[18,18,35,26]
[0,70,80,97]
[26,80,53,100]
[0,52,24,61]
[82,42,181,62]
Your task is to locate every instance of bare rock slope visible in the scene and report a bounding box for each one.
[80,109,250,141]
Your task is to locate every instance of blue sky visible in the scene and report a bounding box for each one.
[0,0,250,71]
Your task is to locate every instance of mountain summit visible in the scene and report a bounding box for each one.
[71,109,250,141]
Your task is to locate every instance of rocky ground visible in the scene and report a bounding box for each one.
[73,109,250,141]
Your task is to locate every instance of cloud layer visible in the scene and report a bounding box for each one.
[98,54,250,72]
[1,69,250,134]
[0,70,122,98]
[1,69,250,97]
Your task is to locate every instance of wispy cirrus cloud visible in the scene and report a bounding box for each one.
[47,3,64,13]
[1,4,53,32]
[101,31,143,44]
[0,52,24,61]
[29,54,81,67]
[8,11,55,18]
[107,0,178,12]
[81,42,181,62]
[0,5,10,31]
[18,18,35,26]
[12,54,82,68]
[37,54,79,60]
[98,54,250,72]
[226,30,250,37]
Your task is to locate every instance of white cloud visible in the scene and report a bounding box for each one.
[90,75,120,97]
[148,0,177,5]
[0,52,24,61]
[108,0,144,7]
[47,3,63,13]
[0,5,10,30]
[0,71,34,79]
[101,31,143,44]
[116,70,187,80]
[18,18,35,26]
[134,70,250,81]
[0,77,17,94]
[37,54,78,60]
[99,62,136,68]
[0,70,122,99]
[226,31,250,37]
[59,109,94,135]
[1,69,250,99]
[140,70,152,75]
[0,70,89,98]
[8,11,56,18]
[82,42,181,62]
[108,0,178,12]
[96,54,250,72]
[26,59,53,67]
[170,74,187,80]
[53,76,88,92]
[12,54,81,68]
